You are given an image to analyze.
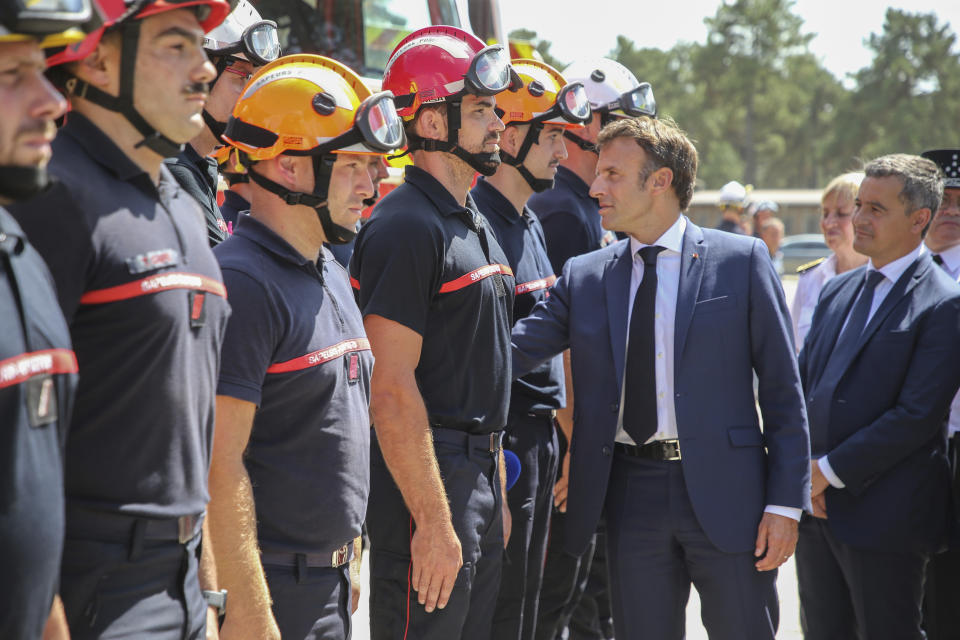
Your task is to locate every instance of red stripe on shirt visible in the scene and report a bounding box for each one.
[266,338,371,374]
[515,274,557,295]
[350,276,360,290]
[438,264,514,294]
[79,272,227,305]
[0,348,78,390]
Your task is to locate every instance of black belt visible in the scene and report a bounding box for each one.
[615,439,682,461]
[510,408,557,421]
[66,506,203,545]
[430,425,504,453]
[261,542,353,569]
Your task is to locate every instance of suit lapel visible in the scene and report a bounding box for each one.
[810,270,863,378]
[851,255,925,353]
[605,242,632,388]
[674,220,706,364]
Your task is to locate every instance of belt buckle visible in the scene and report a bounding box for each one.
[177,514,197,544]
[331,544,349,567]
[662,439,681,461]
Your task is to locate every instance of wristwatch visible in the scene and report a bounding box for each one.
[203,589,227,616]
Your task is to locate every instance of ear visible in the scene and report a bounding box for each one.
[911,207,932,235]
[416,106,447,141]
[500,124,525,156]
[75,35,119,90]
[274,155,302,189]
[649,166,674,195]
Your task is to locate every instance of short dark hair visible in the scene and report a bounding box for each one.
[596,116,698,210]
[863,154,943,216]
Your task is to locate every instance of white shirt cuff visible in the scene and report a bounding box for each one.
[817,455,845,488]
[764,505,802,521]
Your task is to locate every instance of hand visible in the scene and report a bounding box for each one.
[553,453,570,512]
[502,495,512,548]
[218,612,280,640]
[811,492,828,519]
[410,517,462,613]
[810,458,830,497]
[754,512,799,571]
[206,608,220,640]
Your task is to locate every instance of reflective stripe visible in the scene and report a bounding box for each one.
[266,338,371,374]
[438,264,514,294]
[79,272,227,305]
[0,348,78,390]
[515,274,556,295]
[350,276,360,290]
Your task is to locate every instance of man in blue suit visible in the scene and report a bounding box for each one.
[512,116,811,639]
[797,153,960,640]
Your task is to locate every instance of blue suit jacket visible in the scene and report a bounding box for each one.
[799,253,960,552]
[512,218,811,556]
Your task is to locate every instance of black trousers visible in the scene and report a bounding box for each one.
[797,514,928,640]
[264,562,351,640]
[605,453,778,640]
[535,513,596,640]
[366,429,504,640]
[60,522,206,639]
[492,412,559,640]
[923,432,960,640]
[566,527,614,640]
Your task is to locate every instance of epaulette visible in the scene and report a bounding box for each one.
[796,257,826,274]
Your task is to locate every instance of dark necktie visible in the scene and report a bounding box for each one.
[822,269,886,383]
[933,254,944,266]
[622,245,666,444]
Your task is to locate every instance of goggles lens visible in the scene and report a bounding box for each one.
[1,0,91,36]
[469,45,511,95]
[620,83,656,117]
[245,21,280,65]
[358,92,406,152]
[560,82,591,123]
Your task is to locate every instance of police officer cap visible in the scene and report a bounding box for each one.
[718,181,747,205]
[921,149,960,189]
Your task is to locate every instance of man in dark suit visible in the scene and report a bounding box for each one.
[512,116,810,639]
[797,153,960,640]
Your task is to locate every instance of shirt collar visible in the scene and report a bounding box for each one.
[222,190,250,210]
[0,206,26,256]
[629,215,687,258]
[927,241,960,274]
[867,242,925,285]
[233,214,313,267]
[474,177,523,225]
[404,165,474,218]
[61,112,151,183]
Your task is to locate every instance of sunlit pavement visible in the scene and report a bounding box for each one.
[352,275,805,639]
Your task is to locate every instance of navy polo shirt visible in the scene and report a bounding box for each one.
[166,145,229,246]
[350,165,514,435]
[215,216,371,552]
[10,112,230,520]
[0,208,77,639]
[219,188,249,230]
[527,165,617,274]
[471,178,564,413]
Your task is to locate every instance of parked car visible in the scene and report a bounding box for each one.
[778,233,830,275]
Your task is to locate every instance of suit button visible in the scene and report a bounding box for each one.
[602,445,612,456]
[609,402,619,413]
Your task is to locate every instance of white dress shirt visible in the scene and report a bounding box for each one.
[927,242,960,436]
[615,216,800,520]
[819,243,927,488]
[791,254,838,351]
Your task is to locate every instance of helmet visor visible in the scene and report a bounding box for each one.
[613,82,656,118]
[354,91,406,153]
[206,20,279,67]
[0,0,92,38]
[466,45,512,95]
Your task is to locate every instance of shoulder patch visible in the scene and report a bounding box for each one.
[796,257,826,274]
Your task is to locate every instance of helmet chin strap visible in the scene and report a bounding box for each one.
[499,121,555,193]
[563,130,598,155]
[57,20,184,158]
[0,166,51,201]
[398,97,502,177]
[246,154,357,245]
[202,109,227,143]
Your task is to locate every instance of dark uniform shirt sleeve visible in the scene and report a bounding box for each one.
[351,211,443,337]
[10,182,95,322]
[216,267,279,406]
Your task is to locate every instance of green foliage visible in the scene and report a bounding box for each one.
[532,2,959,190]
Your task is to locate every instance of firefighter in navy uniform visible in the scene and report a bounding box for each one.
[0,3,93,637]
[470,58,590,640]
[350,25,517,640]
[164,0,280,246]
[9,0,233,637]
[206,54,404,640]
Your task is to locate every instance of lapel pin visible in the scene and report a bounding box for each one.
[692,252,699,260]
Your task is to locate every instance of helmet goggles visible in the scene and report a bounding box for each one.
[600,82,656,119]
[0,0,93,44]
[537,81,591,125]
[204,19,279,66]
[464,44,518,96]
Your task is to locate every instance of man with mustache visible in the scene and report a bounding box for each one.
[349,26,516,640]
[9,0,232,637]
[165,0,279,246]
[469,59,589,640]
[917,148,960,640]
[0,3,95,637]
[798,154,960,639]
